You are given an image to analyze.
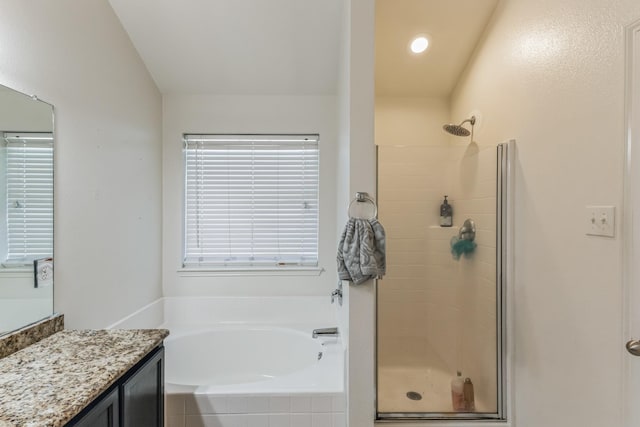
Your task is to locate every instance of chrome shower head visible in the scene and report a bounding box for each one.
[443,116,476,137]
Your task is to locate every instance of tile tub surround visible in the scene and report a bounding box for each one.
[0,328,169,427]
[167,393,346,427]
[0,314,64,359]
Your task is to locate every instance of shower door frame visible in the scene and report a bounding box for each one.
[375,140,515,423]
[623,18,640,427]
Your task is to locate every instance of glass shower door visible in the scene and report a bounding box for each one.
[375,141,512,420]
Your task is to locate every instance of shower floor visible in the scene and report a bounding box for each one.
[377,337,490,414]
[378,364,490,414]
[378,365,452,413]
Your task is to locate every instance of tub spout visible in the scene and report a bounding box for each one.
[312,327,339,339]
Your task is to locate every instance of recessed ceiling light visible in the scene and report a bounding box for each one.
[410,36,429,54]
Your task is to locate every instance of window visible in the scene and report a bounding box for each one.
[183,134,319,268]
[3,132,54,265]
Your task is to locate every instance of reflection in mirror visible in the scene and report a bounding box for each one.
[0,85,54,335]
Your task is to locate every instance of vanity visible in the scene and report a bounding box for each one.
[0,76,169,426]
[0,316,168,427]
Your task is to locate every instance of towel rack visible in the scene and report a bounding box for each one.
[348,192,378,219]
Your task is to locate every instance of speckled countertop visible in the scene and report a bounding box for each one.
[0,329,169,427]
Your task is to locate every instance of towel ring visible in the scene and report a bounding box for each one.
[347,192,378,219]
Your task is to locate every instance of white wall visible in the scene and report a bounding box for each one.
[449,0,640,425]
[345,0,377,426]
[0,0,163,329]
[162,94,338,297]
[335,6,352,427]
[375,97,450,147]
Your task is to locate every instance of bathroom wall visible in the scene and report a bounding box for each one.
[376,145,449,361]
[448,0,640,425]
[0,0,163,329]
[335,0,351,378]
[162,94,338,297]
[344,1,377,425]
[375,96,450,367]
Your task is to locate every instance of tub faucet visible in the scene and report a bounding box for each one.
[331,282,343,306]
[312,327,339,339]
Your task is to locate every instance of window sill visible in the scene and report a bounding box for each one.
[0,266,33,278]
[177,266,325,277]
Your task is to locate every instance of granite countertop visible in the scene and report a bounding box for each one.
[0,329,169,427]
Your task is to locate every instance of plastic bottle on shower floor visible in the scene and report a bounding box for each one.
[463,377,475,411]
[440,195,453,227]
[451,371,465,411]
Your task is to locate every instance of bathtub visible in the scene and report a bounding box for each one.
[162,297,345,427]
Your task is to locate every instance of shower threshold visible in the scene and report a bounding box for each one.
[377,412,503,421]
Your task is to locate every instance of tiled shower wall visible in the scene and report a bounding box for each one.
[376,96,498,411]
[377,145,450,367]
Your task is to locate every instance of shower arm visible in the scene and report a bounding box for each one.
[458,117,476,127]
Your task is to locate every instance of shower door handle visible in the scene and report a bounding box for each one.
[626,339,640,356]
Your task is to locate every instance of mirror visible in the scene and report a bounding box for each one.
[0,84,54,335]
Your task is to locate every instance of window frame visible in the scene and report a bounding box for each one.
[180,133,322,274]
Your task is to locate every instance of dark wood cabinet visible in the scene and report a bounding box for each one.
[74,388,119,427]
[69,346,164,427]
[120,345,164,426]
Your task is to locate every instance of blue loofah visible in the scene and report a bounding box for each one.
[450,236,477,260]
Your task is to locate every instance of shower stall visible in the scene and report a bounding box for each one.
[375,133,513,420]
[373,0,509,419]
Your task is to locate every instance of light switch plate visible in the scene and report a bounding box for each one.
[586,205,615,237]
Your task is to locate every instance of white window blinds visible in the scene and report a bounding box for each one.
[183,134,319,268]
[4,132,54,264]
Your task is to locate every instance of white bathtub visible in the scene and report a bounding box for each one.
[161,297,345,427]
[165,325,342,393]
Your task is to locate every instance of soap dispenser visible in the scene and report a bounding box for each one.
[440,195,453,227]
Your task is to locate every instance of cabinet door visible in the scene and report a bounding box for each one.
[120,347,164,427]
[74,387,119,427]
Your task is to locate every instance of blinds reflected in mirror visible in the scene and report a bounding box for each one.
[4,132,54,264]
[183,134,319,268]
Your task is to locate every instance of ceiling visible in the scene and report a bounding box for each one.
[108,0,343,95]
[108,0,497,98]
[375,0,499,97]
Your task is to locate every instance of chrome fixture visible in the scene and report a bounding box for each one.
[627,339,640,356]
[312,327,339,338]
[443,115,476,137]
[331,282,343,306]
[458,219,476,242]
[348,191,378,219]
